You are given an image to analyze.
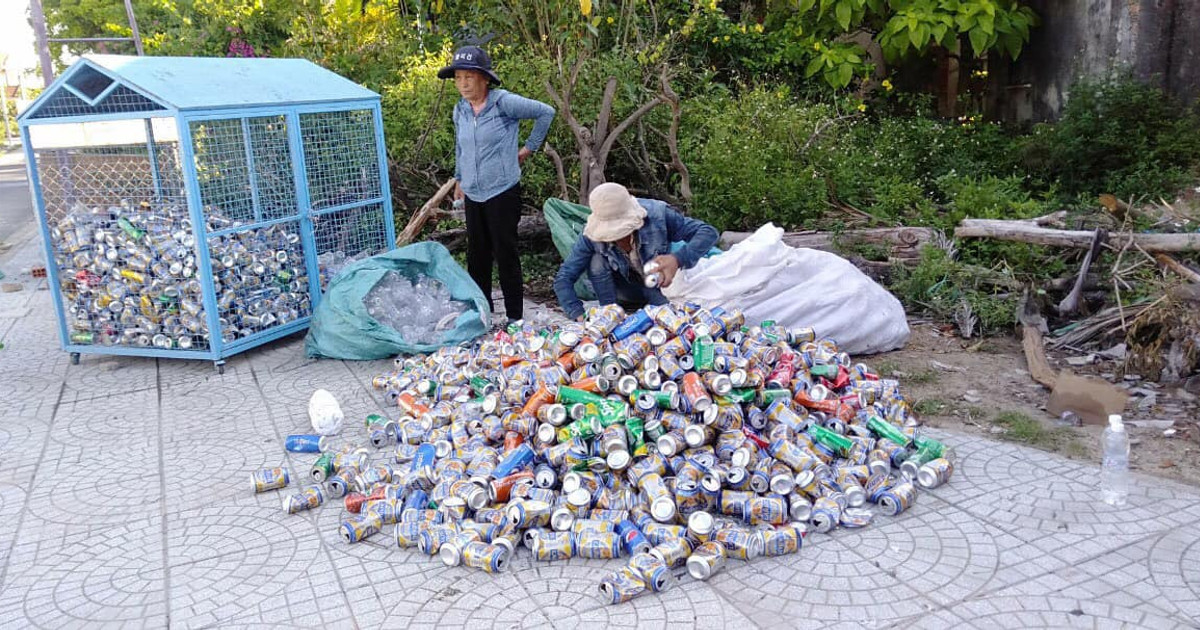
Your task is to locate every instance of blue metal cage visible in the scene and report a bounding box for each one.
[18,55,396,370]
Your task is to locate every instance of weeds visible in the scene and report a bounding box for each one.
[992,410,1081,452]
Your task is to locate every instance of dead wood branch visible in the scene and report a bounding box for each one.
[396,178,457,247]
[955,219,1200,252]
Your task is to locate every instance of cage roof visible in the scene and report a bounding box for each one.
[20,55,379,121]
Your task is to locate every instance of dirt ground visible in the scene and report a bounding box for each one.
[872,320,1200,487]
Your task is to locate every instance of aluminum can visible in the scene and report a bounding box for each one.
[282,486,324,514]
[686,541,728,580]
[530,530,575,561]
[462,542,509,573]
[649,537,693,568]
[712,526,764,560]
[250,467,290,493]
[599,565,646,604]
[628,551,673,592]
[340,514,381,544]
[575,530,622,559]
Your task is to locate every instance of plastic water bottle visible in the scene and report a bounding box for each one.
[1101,414,1129,506]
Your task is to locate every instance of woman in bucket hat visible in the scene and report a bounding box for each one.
[439,45,555,324]
[553,182,719,321]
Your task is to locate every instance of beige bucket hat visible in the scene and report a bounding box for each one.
[584,182,647,242]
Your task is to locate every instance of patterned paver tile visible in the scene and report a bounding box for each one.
[0,515,168,628]
[165,505,327,629]
[706,533,938,628]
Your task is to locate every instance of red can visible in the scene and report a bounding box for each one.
[345,492,368,513]
[681,373,713,413]
[504,430,525,452]
[488,470,535,503]
[522,385,556,417]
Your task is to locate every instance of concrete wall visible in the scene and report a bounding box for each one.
[993,0,1200,122]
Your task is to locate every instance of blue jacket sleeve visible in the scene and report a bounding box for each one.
[663,207,719,269]
[496,92,556,152]
[553,236,594,320]
[452,102,463,181]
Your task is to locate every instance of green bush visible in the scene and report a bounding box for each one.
[1021,78,1200,199]
[686,86,833,231]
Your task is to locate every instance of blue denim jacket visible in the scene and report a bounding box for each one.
[453,88,555,202]
[553,198,720,320]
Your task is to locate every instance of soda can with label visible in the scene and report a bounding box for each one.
[250,467,290,493]
[282,486,324,514]
[530,530,575,561]
[417,524,459,556]
[649,537,693,568]
[462,541,510,573]
[395,520,428,548]
[917,458,954,489]
[285,434,328,453]
[686,541,728,580]
[877,481,917,515]
[340,514,381,544]
[615,519,652,556]
[599,565,646,605]
[628,551,673,592]
[571,518,617,535]
[809,496,841,533]
[439,530,484,566]
[761,523,803,556]
[575,530,622,559]
[507,499,553,529]
[712,526,763,560]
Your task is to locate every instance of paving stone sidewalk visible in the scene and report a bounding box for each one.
[0,233,1198,630]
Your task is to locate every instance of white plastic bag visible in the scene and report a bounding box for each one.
[664,223,910,355]
[308,389,345,436]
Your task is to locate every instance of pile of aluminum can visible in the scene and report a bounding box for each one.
[260,303,955,604]
[50,200,310,350]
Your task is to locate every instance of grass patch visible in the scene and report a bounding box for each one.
[905,368,939,385]
[992,410,1081,452]
[912,398,948,416]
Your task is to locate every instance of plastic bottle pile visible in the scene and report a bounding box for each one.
[362,272,469,345]
[51,200,310,349]
[264,303,956,605]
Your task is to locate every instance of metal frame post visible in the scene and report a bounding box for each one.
[176,114,225,360]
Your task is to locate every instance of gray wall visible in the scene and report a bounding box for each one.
[993,0,1200,122]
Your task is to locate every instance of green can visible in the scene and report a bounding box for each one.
[69,331,96,345]
[912,434,947,459]
[644,417,666,442]
[364,413,388,429]
[310,452,336,482]
[692,334,715,372]
[470,375,496,397]
[625,416,646,453]
[757,388,792,406]
[117,217,145,241]
[719,388,757,405]
[564,416,599,441]
[598,400,628,427]
[808,425,853,456]
[868,415,911,447]
[558,386,604,406]
[809,364,839,379]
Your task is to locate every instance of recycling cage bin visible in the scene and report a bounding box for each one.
[18,55,395,372]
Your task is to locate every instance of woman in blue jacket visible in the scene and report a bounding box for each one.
[439,45,555,323]
[553,182,719,321]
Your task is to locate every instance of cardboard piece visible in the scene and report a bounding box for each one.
[1047,373,1130,425]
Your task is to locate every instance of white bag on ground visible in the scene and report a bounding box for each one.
[663,223,909,354]
[308,389,344,436]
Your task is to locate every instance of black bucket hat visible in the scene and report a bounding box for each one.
[437,46,501,85]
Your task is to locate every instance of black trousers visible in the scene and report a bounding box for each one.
[464,184,523,321]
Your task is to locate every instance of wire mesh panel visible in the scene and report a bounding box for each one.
[33,118,212,351]
[190,115,298,231]
[313,203,390,289]
[207,220,311,346]
[27,85,167,120]
[300,109,381,211]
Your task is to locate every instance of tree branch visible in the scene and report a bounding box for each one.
[594,77,619,149]
[543,142,571,201]
[597,95,666,169]
[659,70,692,204]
